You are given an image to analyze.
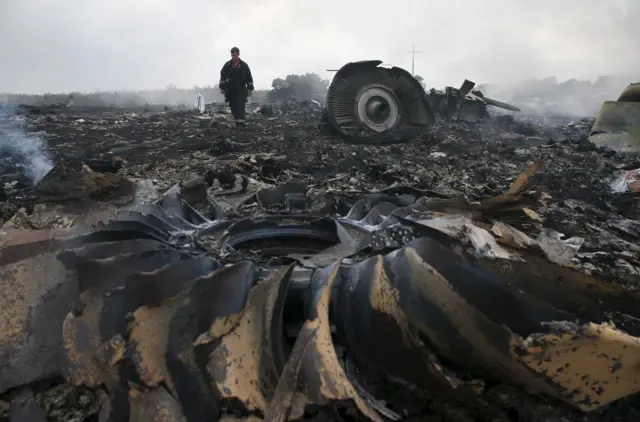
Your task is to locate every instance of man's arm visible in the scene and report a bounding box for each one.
[219,61,229,91]
[244,62,254,91]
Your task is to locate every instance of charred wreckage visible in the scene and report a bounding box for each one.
[324,60,520,143]
[1,61,640,422]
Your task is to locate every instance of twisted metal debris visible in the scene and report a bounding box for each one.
[426,79,521,122]
[325,61,435,144]
[589,83,640,152]
[2,161,640,421]
[324,61,521,143]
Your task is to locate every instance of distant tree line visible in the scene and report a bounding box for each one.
[267,73,330,103]
[0,73,332,107]
[0,85,265,108]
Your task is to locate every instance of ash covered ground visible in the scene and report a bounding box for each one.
[1,101,640,422]
[3,104,639,278]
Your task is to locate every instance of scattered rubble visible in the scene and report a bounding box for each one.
[1,90,640,421]
[323,61,519,143]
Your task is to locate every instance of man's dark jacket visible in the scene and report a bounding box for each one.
[219,59,254,101]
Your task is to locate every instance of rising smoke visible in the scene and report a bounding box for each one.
[0,107,53,185]
[478,74,635,118]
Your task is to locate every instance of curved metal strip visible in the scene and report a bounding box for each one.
[62,256,219,387]
[0,251,78,394]
[333,253,500,417]
[219,217,343,255]
[206,264,294,417]
[364,238,640,411]
[263,263,385,421]
[127,262,258,420]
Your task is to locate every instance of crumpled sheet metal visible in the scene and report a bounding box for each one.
[0,225,165,395]
[62,259,258,421]
[61,252,220,385]
[2,178,640,420]
[0,249,77,395]
[206,265,293,416]
[210,229,640,417]
[0,194,226,414]
[127,262,258,420]
[589,83,640,153]
[425,79,520,122]
[263,262,386,421]
[332,237,640,413]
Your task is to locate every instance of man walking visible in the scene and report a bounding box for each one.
[219,47,254,127]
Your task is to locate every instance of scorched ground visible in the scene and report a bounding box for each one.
[1,103,640,422]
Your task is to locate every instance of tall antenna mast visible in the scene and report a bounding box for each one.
[408,43,420,75]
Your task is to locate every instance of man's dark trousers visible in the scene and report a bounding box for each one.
[228,91,246,125]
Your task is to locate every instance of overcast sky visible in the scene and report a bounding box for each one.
[1,0,639,93]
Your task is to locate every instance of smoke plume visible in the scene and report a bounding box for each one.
[0,108,53,185]
[478,74,635,117]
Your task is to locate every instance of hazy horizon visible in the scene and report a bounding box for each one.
[1,0,639,94]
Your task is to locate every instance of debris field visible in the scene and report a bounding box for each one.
[1,100,640,422]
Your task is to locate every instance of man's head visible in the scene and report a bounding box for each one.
[230,47,240,61]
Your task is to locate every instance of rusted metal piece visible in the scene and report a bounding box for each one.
[333,252,506,418]
[62,253,219,384]
[264,263,385,421]
[338,237,640,412]
[0,228,120,395]
[127,262,259,421]
[518,322,640,410]
[3,181,640,421]
[207,264,294,417]
[0,251,78,395]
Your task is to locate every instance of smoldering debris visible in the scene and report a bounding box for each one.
[0,107,53,185]
[1,164,640,422]
[323,61,518,143]
[426,79,521,123]
[1,88,640,422]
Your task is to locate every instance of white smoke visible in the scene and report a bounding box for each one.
[0,113,53,184]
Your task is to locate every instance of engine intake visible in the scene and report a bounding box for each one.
[325,60,435,144]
